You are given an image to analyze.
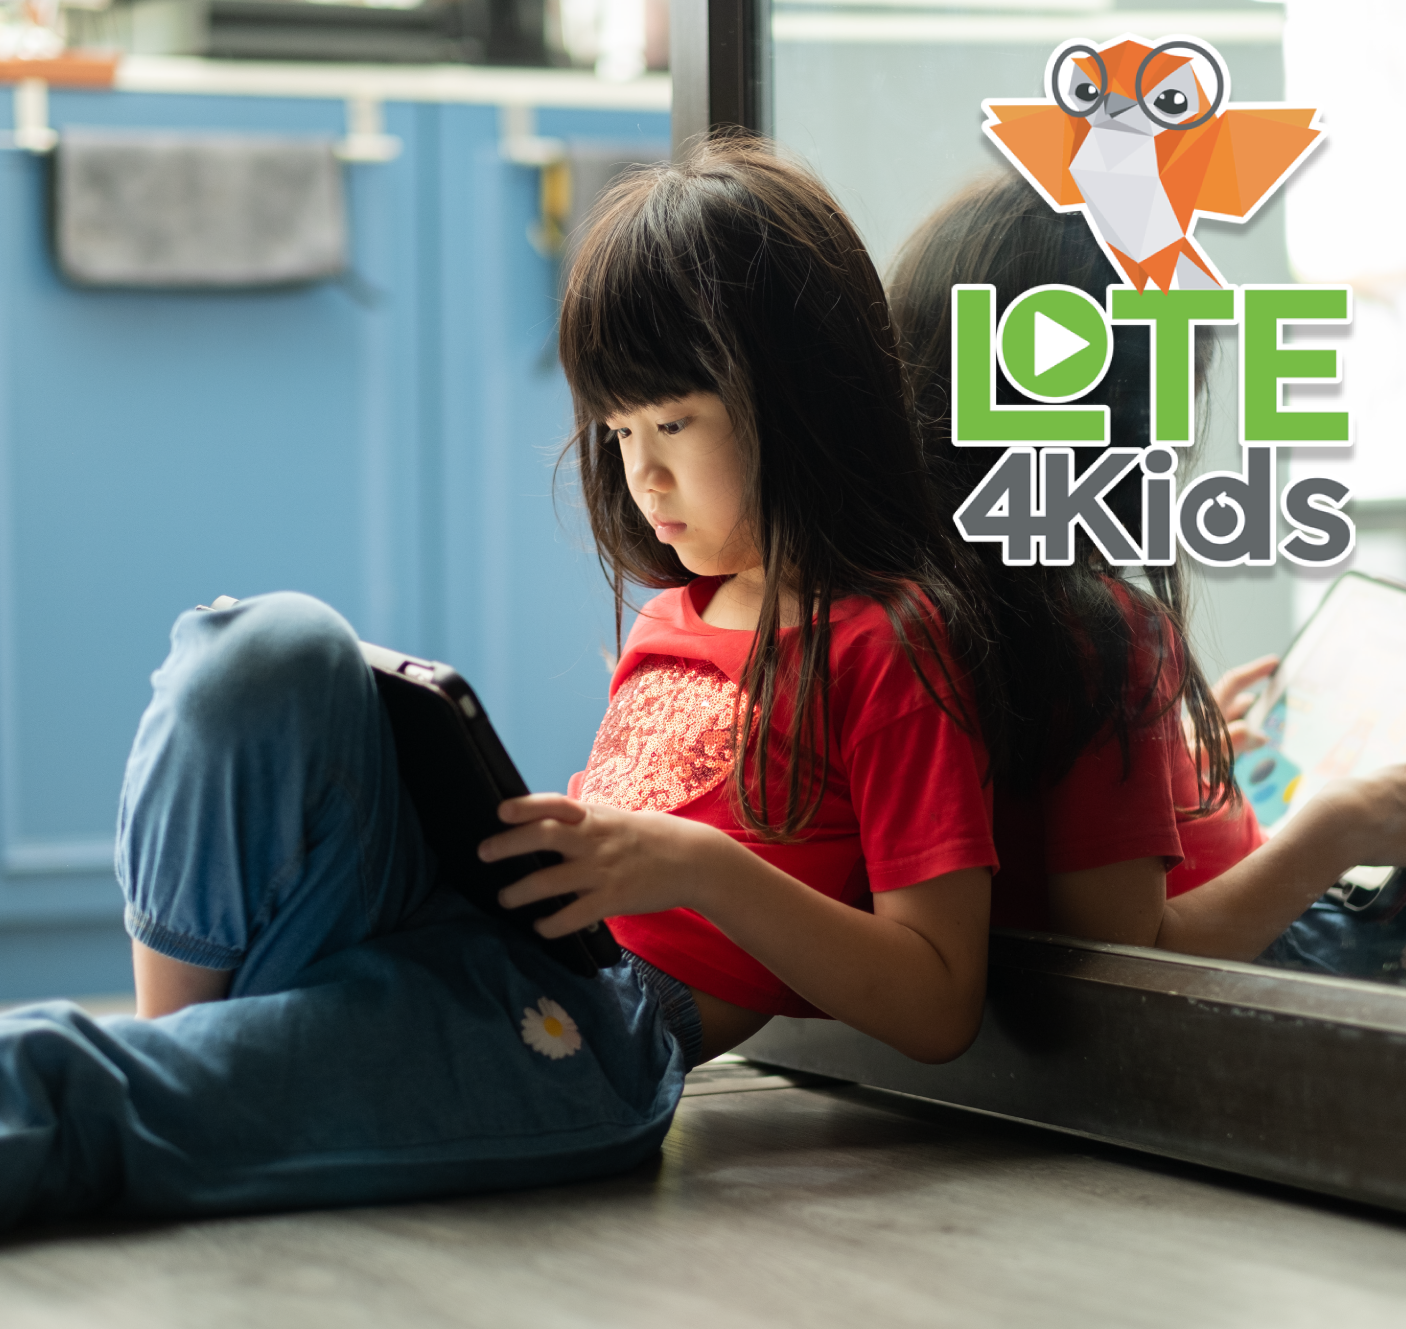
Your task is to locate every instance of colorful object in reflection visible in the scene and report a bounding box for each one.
[1260,694,1287,748]
[982,35,1322,291]
[1235,700,1300,828]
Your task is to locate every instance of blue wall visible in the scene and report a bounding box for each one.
[0,87,668,999]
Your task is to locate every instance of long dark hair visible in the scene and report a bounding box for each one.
[558,138,995,838]
[888,171,1234,811]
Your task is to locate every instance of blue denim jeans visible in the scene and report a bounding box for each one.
[1257,895,1406,984]
[0,593,685,1230]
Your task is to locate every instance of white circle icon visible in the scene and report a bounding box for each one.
[1195,493,1245,545]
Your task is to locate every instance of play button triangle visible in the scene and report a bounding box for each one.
[1033,310,1090,378]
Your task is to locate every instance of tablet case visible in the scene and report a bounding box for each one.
[360,642,622,977]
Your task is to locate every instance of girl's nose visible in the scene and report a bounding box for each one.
[629,452,672,492]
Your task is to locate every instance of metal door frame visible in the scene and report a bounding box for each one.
[740,932,1406,1210]
[669,0,769,155]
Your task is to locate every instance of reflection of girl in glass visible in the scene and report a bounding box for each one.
[888,171,1406,979]
[0,141,1000,1227]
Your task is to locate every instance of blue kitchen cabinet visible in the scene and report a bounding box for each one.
[0,80,668,997]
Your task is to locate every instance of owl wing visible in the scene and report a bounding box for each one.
[1190,108,1321,219]
[984,103,1090,207]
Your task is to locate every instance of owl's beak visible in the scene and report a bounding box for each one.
[1104,93,1137,118]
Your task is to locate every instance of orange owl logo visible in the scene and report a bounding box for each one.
[983,35,1323,293]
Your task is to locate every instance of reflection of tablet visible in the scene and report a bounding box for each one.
[1236,573,1406,905]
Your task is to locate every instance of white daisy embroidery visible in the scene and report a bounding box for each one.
[520,997,582,1060]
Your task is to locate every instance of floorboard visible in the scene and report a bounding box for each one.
[3,1060,1405,1328]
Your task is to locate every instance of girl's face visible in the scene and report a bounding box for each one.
[607,392,759,579]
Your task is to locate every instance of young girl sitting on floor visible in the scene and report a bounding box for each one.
[887,170,1406,977]
[0,140,1001,1229]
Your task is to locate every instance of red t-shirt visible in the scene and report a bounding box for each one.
[990,600,1264,930]
[568,578,997,1017]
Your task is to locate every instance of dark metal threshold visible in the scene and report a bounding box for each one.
[737,930,1406,1211]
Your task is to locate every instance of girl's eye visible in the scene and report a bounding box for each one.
[613,426,631,439]
[659,419,687,436]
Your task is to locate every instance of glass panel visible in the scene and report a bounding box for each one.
[768,0,1406,986]
[772,2,1306,675]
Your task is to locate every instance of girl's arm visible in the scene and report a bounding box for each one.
[482,795,991,1065]
[1049,764,1406,961]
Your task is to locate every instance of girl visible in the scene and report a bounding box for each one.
[0,140,998,1229]
[887,170,1406,975]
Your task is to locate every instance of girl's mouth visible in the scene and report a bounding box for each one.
[654,521,687,542]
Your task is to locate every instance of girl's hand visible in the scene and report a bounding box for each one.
[1213,655,1279,754]
[1187,654,1279,757]
[478,794,736,938]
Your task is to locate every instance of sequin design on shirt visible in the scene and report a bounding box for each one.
[580,655,745,813]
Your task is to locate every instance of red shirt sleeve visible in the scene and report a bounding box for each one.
[848,707,997,891]
[824,599,997,891]
[1042,713,1184,874]
[1164,740,1266,896]
[1042,589,1187,874]
[991,591,1186,929]
[993,584,1266,928]
[991,713,1186,931]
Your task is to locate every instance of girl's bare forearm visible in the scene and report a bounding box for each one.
[686,837,989,1063]
[1156,800,1356,961]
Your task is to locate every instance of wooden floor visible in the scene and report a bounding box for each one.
[4,1056,1406,1328]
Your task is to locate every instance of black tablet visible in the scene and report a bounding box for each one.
[360,642,622,977]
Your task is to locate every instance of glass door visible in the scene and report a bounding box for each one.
[768,0,1328,677]
[671,0,1406,1205]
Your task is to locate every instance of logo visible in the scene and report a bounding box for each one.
[956,34,1352,569]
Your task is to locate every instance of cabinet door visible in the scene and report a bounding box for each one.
[0,87,668,998]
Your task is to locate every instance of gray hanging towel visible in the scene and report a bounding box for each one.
[55,129,347,288]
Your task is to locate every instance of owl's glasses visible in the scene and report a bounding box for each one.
[1050,40,1225,131]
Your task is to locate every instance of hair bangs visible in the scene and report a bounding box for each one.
[562,174,721,424]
